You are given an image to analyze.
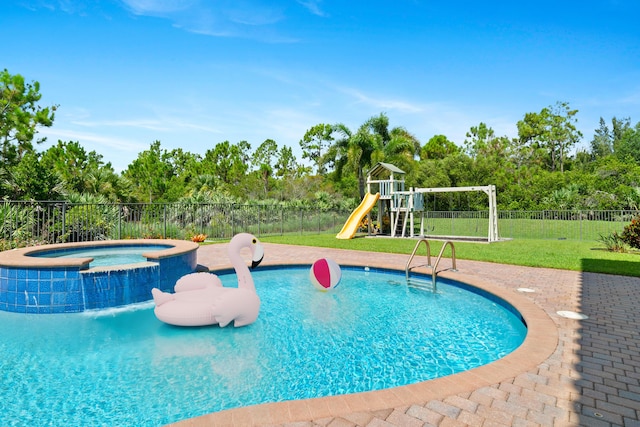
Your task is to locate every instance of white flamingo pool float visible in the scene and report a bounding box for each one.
[151,233,264,327]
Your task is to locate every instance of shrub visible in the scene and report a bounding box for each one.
[621,216,640,249]
[597,232,627,253]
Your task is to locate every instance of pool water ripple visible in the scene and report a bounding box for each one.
[0,267,525,426]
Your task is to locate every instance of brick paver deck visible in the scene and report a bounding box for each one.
[170,242,640,427]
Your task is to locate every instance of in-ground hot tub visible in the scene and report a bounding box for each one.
[0,240,199,313]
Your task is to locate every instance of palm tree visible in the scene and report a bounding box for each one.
[364,113,420,175]
[326,113,421,199]
[379,126,421,172]
[326,122,379,199]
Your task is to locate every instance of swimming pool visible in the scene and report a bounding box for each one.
[0,266,525,426]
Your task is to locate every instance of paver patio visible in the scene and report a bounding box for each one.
[171,241,640,427]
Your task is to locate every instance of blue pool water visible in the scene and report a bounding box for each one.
[0,267,526,426]
[30,245,173,267]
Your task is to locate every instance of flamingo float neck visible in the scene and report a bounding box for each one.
[227,233,264,293]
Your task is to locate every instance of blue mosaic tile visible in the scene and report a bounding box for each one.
[39,280,51,293]
[66,291,82,305]
[52,269,67,279]
[17,269,27,280]
[64,305,79,313]
[66,279,81,293]
[26,280,39,292]
[52,280,66,292]
[39,269,53,280]
[6,291,16,305]
[16,291,27,306]
[52,292,67,306]
[27,269,39,280]
[13,304,26,313]
[14,280,26,292]
[38,293,51,306]
[26,306,38,314]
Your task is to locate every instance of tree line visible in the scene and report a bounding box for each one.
[3,69,640,211]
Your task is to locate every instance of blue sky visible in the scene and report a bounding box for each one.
[3,0,640,172]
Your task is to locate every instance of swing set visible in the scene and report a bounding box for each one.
[365,162,500,242]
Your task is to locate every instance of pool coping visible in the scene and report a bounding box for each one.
[0,239,199,269]
[171,246,558,426]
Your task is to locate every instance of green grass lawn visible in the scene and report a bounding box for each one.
[258,234,640,277]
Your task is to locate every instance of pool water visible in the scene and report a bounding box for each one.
[0,267,526,426]
[30,245,172,267]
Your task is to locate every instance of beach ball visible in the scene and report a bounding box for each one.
[310,258,342,291]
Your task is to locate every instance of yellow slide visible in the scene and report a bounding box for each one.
[336,192,380,239]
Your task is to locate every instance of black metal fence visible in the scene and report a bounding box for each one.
[0,201,350,249]
[0,200,637,249]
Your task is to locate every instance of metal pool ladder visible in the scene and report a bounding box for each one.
[405,238,457,292]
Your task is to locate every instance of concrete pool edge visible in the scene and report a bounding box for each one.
[170,257,558,427]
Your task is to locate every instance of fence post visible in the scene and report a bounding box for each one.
[163,204,167,238]
[118,204,122,240]
[62,202,67,241]
[232,204,235,236]
[451,211,454,236]
[580,210,583,240]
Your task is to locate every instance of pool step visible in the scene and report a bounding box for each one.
[406,277,436,292]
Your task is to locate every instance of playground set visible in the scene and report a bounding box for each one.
[336,162,500,242]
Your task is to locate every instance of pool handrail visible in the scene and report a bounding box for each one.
[405,238,431,281]
[405,238,457,292]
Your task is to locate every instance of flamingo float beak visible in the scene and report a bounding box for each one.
[251,241,264,269]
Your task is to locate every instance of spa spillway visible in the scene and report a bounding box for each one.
[0,240,199,313]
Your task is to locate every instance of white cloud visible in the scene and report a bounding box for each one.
[71,119,170,132]
[117,0,298,41]
[118,0,198,15]
[338,87,424,114]
[296,0,327,17]
[39,128,144,150]
[619,88,640,106]
[68,117,222,134]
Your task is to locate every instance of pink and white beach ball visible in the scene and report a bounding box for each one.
[310,258,342,291]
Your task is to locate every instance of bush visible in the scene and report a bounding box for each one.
[621,216,640,249]
[597,232,627,253]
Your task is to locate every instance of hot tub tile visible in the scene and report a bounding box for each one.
[52,292,66,306]
[26,280,39,292]
[52,269,67,279]
[39,280,51,293]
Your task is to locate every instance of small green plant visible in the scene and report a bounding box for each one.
[597,231,627,253]
[621,216,640,250]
